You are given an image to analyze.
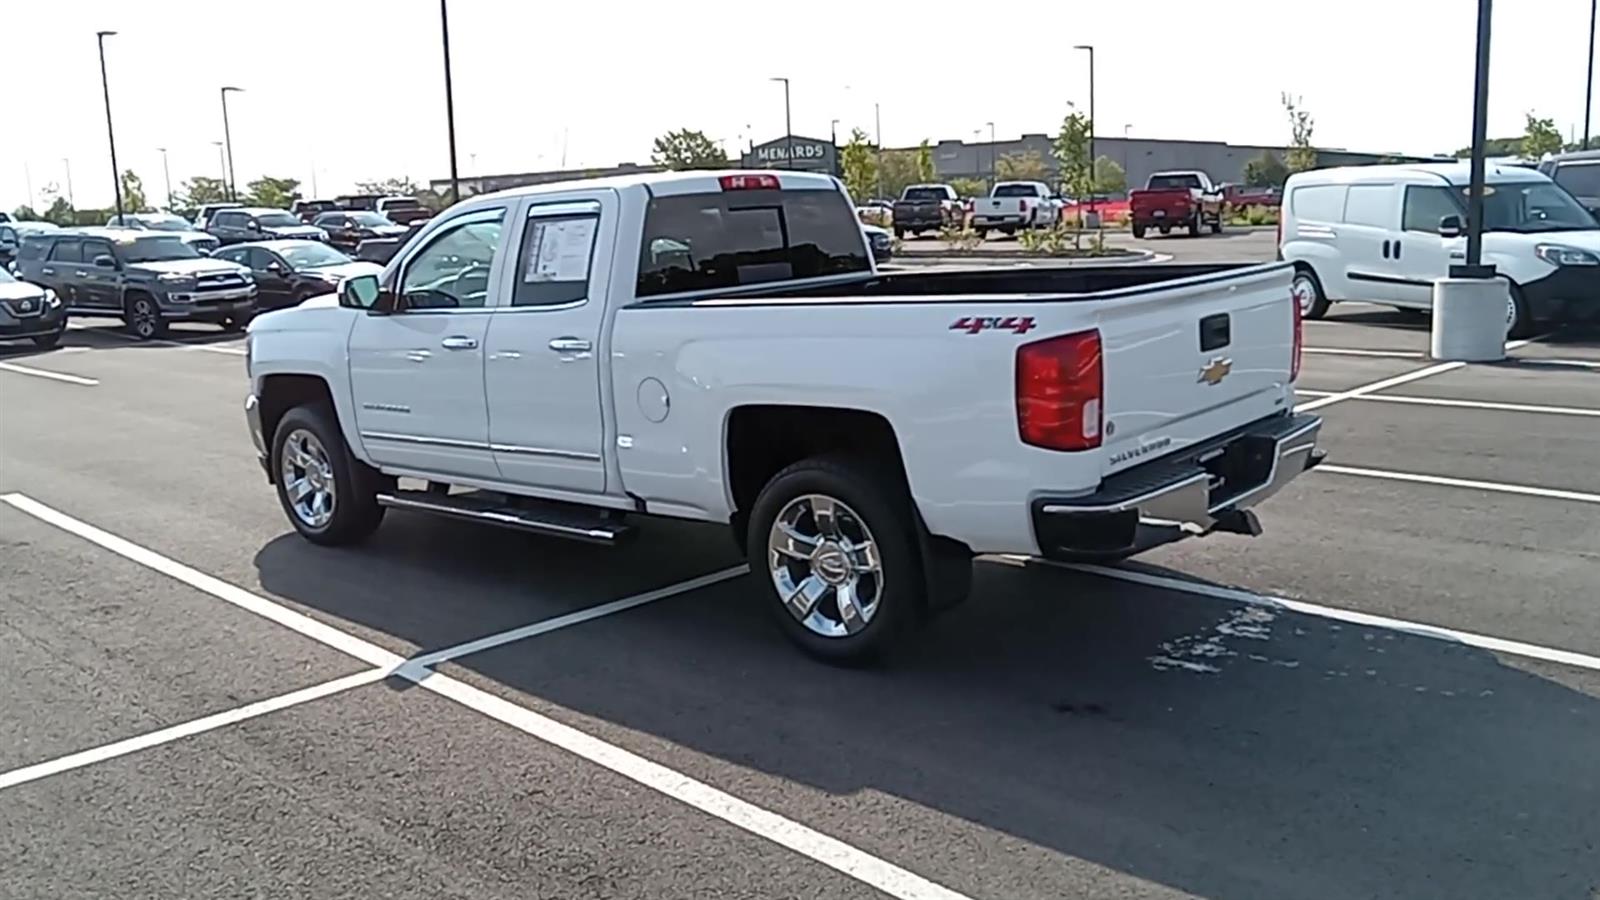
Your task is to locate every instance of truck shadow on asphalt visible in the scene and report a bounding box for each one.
[254,521,1600,900]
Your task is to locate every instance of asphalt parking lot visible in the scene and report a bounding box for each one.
[1,306,1597,900]
[892,227,1280,266]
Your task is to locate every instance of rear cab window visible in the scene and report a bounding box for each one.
[1148,174,1203,190]
[636,183,869,298]
[903,187,949,201]
[993,183,1044,198]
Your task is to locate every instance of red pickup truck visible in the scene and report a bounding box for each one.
[1130,170,1224,238]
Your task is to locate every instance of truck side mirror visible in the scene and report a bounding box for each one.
[340,273,388,312]
[93,254,118,269]
[1437,215,1464,238]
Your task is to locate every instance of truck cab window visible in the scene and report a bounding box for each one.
[398,213,506,310]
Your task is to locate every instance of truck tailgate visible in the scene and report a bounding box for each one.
[1095,265,1295,478]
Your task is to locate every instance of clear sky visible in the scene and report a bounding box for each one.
[3,0,1596,211]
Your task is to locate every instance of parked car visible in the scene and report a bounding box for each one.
[312,210,409,253]
[0,266,67,348]
[1223,183,1283,210]
[1279,161,1599,336]
[860,223,893,263]
[1538,149,1600,218]
[1130,170,1225,238]
[0,221,59,270]
[353,220,428,264]
[13,228,256,339]
[891,184,960,238]
[212,240,382,311]
[244,168,1320,663]
[106,212,220,254]
[375,196,433,226]
[970,181,1061,236]
[194,202,244,231]
[208,207,328,246]
[291,199,340,224]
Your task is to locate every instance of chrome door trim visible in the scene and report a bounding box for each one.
[361,431,489,451]
[488,443,601,462]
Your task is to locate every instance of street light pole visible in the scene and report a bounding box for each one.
[440,0,461,204]
[1585,0,1596,149]
[770,77,793,169]
[212,141,227,186]
[1461,0,1494,276]
[986,121,996,188]
[220,86,244,202]
[62,157,75,208]
[97,30,124,222]
[874,101,883,197]
[1074,44,1096,211]
[155,148,171,210]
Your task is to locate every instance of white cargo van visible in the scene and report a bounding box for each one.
[1279,162,1599,337]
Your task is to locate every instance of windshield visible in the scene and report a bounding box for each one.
[1551,162,1600,198]
[350,212,395,227]
[256,212,301,228]
[281,243,352,268]
[121,236,202,263]
[1148,174,1202,190]
[902,188,949,202]
[1472,181,1597,232]
[381,199,421,209]
[140,214,194,232]
[0,269,15,284]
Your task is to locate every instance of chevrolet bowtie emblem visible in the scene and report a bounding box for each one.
[1198,357,1232,385]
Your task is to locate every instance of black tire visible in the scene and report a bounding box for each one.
[1507,283,1535,339]
[894,227,905,239]
[124,293,167,340]
[1132,224,1147,239]
[1159,225,1171,235]
[1188,212,1202,237]
[746,455,925,665]
[271,403,385,546]
[31,328,63,350]
[1209,213,1223,234]
[1292,266,1331,320]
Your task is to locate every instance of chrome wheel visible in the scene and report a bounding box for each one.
[129,298,158,339]
[1291,273,1319,316]
[767,494,883,639]
[280,428,336,529]
[1505,293,1518,331]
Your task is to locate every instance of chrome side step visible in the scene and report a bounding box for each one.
[376,490,632,544]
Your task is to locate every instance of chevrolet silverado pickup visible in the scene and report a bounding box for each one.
[1131,170,1225,238]
[244,170,1322,663]
[970,181,1061,236]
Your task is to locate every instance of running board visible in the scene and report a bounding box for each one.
[376,490,633,544]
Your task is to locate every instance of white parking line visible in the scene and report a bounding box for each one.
[66,323,247,356]
[1315,464,1600,504]
[1302,347,1425,358]
[1028,559,1600,673]
[1294,335,1542,414]
[1511,358,1600,370]
[0,361,98,386]
[0,493,968,900]
[1294,388,1600,418]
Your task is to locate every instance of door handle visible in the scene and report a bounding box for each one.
[41,267,54,275]
[548,338,592,353]
[1381,241,1390,259]
[1393,241,1402,260]
[405,349,432,363]
[74,270,88,277]
[440,336,478,350]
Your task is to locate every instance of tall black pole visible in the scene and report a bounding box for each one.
[1462,0,1493,275]
[1076,45,1097,211]
[220,87,241,202]
[97,31,123,222]
[1586,0,1596,149]
[440,0,461,204]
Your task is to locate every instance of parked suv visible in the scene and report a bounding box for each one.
[291,199,340,224]
[1,221,59,270]
[0,267,67,348]
[208,207,327,246]
[15,228,257,339]
[194,202,244,232]
[106,212,220,254]
[312,210,408,252]
[1538,149,1600,218]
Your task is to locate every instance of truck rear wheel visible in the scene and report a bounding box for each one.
[271,404,385,546]
[1188,213,1202,237]
[124,293,167,340]
[1210,213,1223,234]
[1132,224,1147,239]
[747,455,924,665]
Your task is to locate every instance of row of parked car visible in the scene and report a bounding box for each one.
[0,194,433,347]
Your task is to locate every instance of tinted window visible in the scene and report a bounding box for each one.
[637,188,870,297]
[19,237,50,260]
[82,240,115,263]
[1147,174,1203,190]
[121,237,201,262]
[49,239,84,263]
[312,213,342,227]
[513,213,598,307]
[256,212,300,227]
[247,248,280,270]
[1291,184,1347,222]
[903,187,949,201]
[0,226,14,243]
[280,243,350,268]
[349,212,392,227]
[1551,162,1600,197]
[1402,186,1462,233]
[993,184,1043,198]
[213,247,250,265]
[214,211,244,228]
[1342,184,1395,228]
[399,213,506,310]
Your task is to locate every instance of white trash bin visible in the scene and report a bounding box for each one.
[1430,277,1509,362]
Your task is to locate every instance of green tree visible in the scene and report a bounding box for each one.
[1092,156,1127,195]
[996,149,1050,182]
[1242,150,1289,188]
[171,176,229,216]
[1521,113,1564,159]
[355,177,421,197]
[1052,111,1093,200]
[10,205,41,221]
[120,170,149,213]
[839,128,879,202]
[915,140,936,182]
[948,177,987,199]
[877,149,922,199]
[43,197,76,226]
[245,176,302,210]
[1282,93,1318,173]
[649,128,728,171]
[1453,137,1523,158]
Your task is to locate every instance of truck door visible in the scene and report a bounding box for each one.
[346,207,509,480]
[482,195,616,494]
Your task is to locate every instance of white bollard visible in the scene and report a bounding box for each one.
[1431,277,1509,362]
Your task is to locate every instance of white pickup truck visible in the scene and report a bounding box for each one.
[244,170,1322,662]
[970,181,1062,236]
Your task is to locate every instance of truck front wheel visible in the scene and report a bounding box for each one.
[748,455,924,665]
[271,404,385,545]
[1132,224,1147,239]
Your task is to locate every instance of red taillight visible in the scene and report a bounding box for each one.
[1291,290,1304,382]
[719,173,780,191]
[1018,199,1029,213]
[1017,329,1103,451]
